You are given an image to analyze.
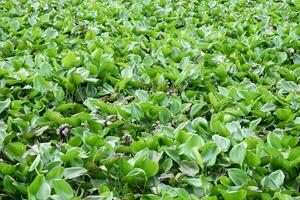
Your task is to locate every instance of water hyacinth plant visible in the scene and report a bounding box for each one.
[0,0,300,199]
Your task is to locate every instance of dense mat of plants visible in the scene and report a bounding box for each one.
[0,0,300,199]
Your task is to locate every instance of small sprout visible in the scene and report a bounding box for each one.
[106,115,117,126]
[107,115,117,122]
[194,52,204,62]
[154,122,161,130]
[176,20,186,28]
[56,124,71,138]
[100,95,110,102]
[81,122,88,128]
[122,134,132,146]
[156,32,165,39]
[91,164,100,173]
[167,88,176,96]
[287,48,294,54]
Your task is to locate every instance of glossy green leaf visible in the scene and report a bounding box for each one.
[221,189,247,200]
[201,143,220,166]
[53,179,74,200]
[0,98,11,114]
[64,167,87,179]
[212,134,230,152]
[46,167,64,181]
[62,52,80,68]
[123,168,147,184]
[28,175,51,200]
[4,142,26,161]
[140,159,159,177]
[158,107,172,124]
[230,142,247,165]
[33,75,50,93]
[261,170,285,191]
[228,168,250,186]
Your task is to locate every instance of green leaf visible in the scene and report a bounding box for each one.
[229,142,247,165]
[260,103,276,112]
[62,52,80,68]
[200,196,218,200]
[46,167,64,181]
[3,175,16,193]
[228,168,250,186]
[160,158,173,173]
[275,108,293,121]
[245,151,261,167]
[180,134,204,156]
[42,27,58,38]
[0,162,16,175]
[140,159,159,177]
[29,154,41,172]
[274,192,294,200]
[277,52,287,64]
[208,92,219,109]
[179,160,199,176]
[261,170,285,191]
[169,98,181,114]
[123,168,147,184]
[184,177,202,187]
[201,143,220,166]
[39,62,53,77]
[191,117,209,132]
[118,159,133,176]
[295,26,300,36]
[192,148,204,170]
[85,134,104,147]
[158,107,172,124]
[279,80,298,92]
[33,75,50,93]
[53,179,74,200]
[4,142,26,161]
[221,189,247,200]
[44,111,65,124]
[267,133,281,149]
[212,134,230,152]
[135,90,149,102]
[130,103,143,119]
[28,175,51,200]
[165,147,180,163]
[214,120,230,137]
[64,167,87,179]
[117,78,131,92]
[0,98,10,114]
